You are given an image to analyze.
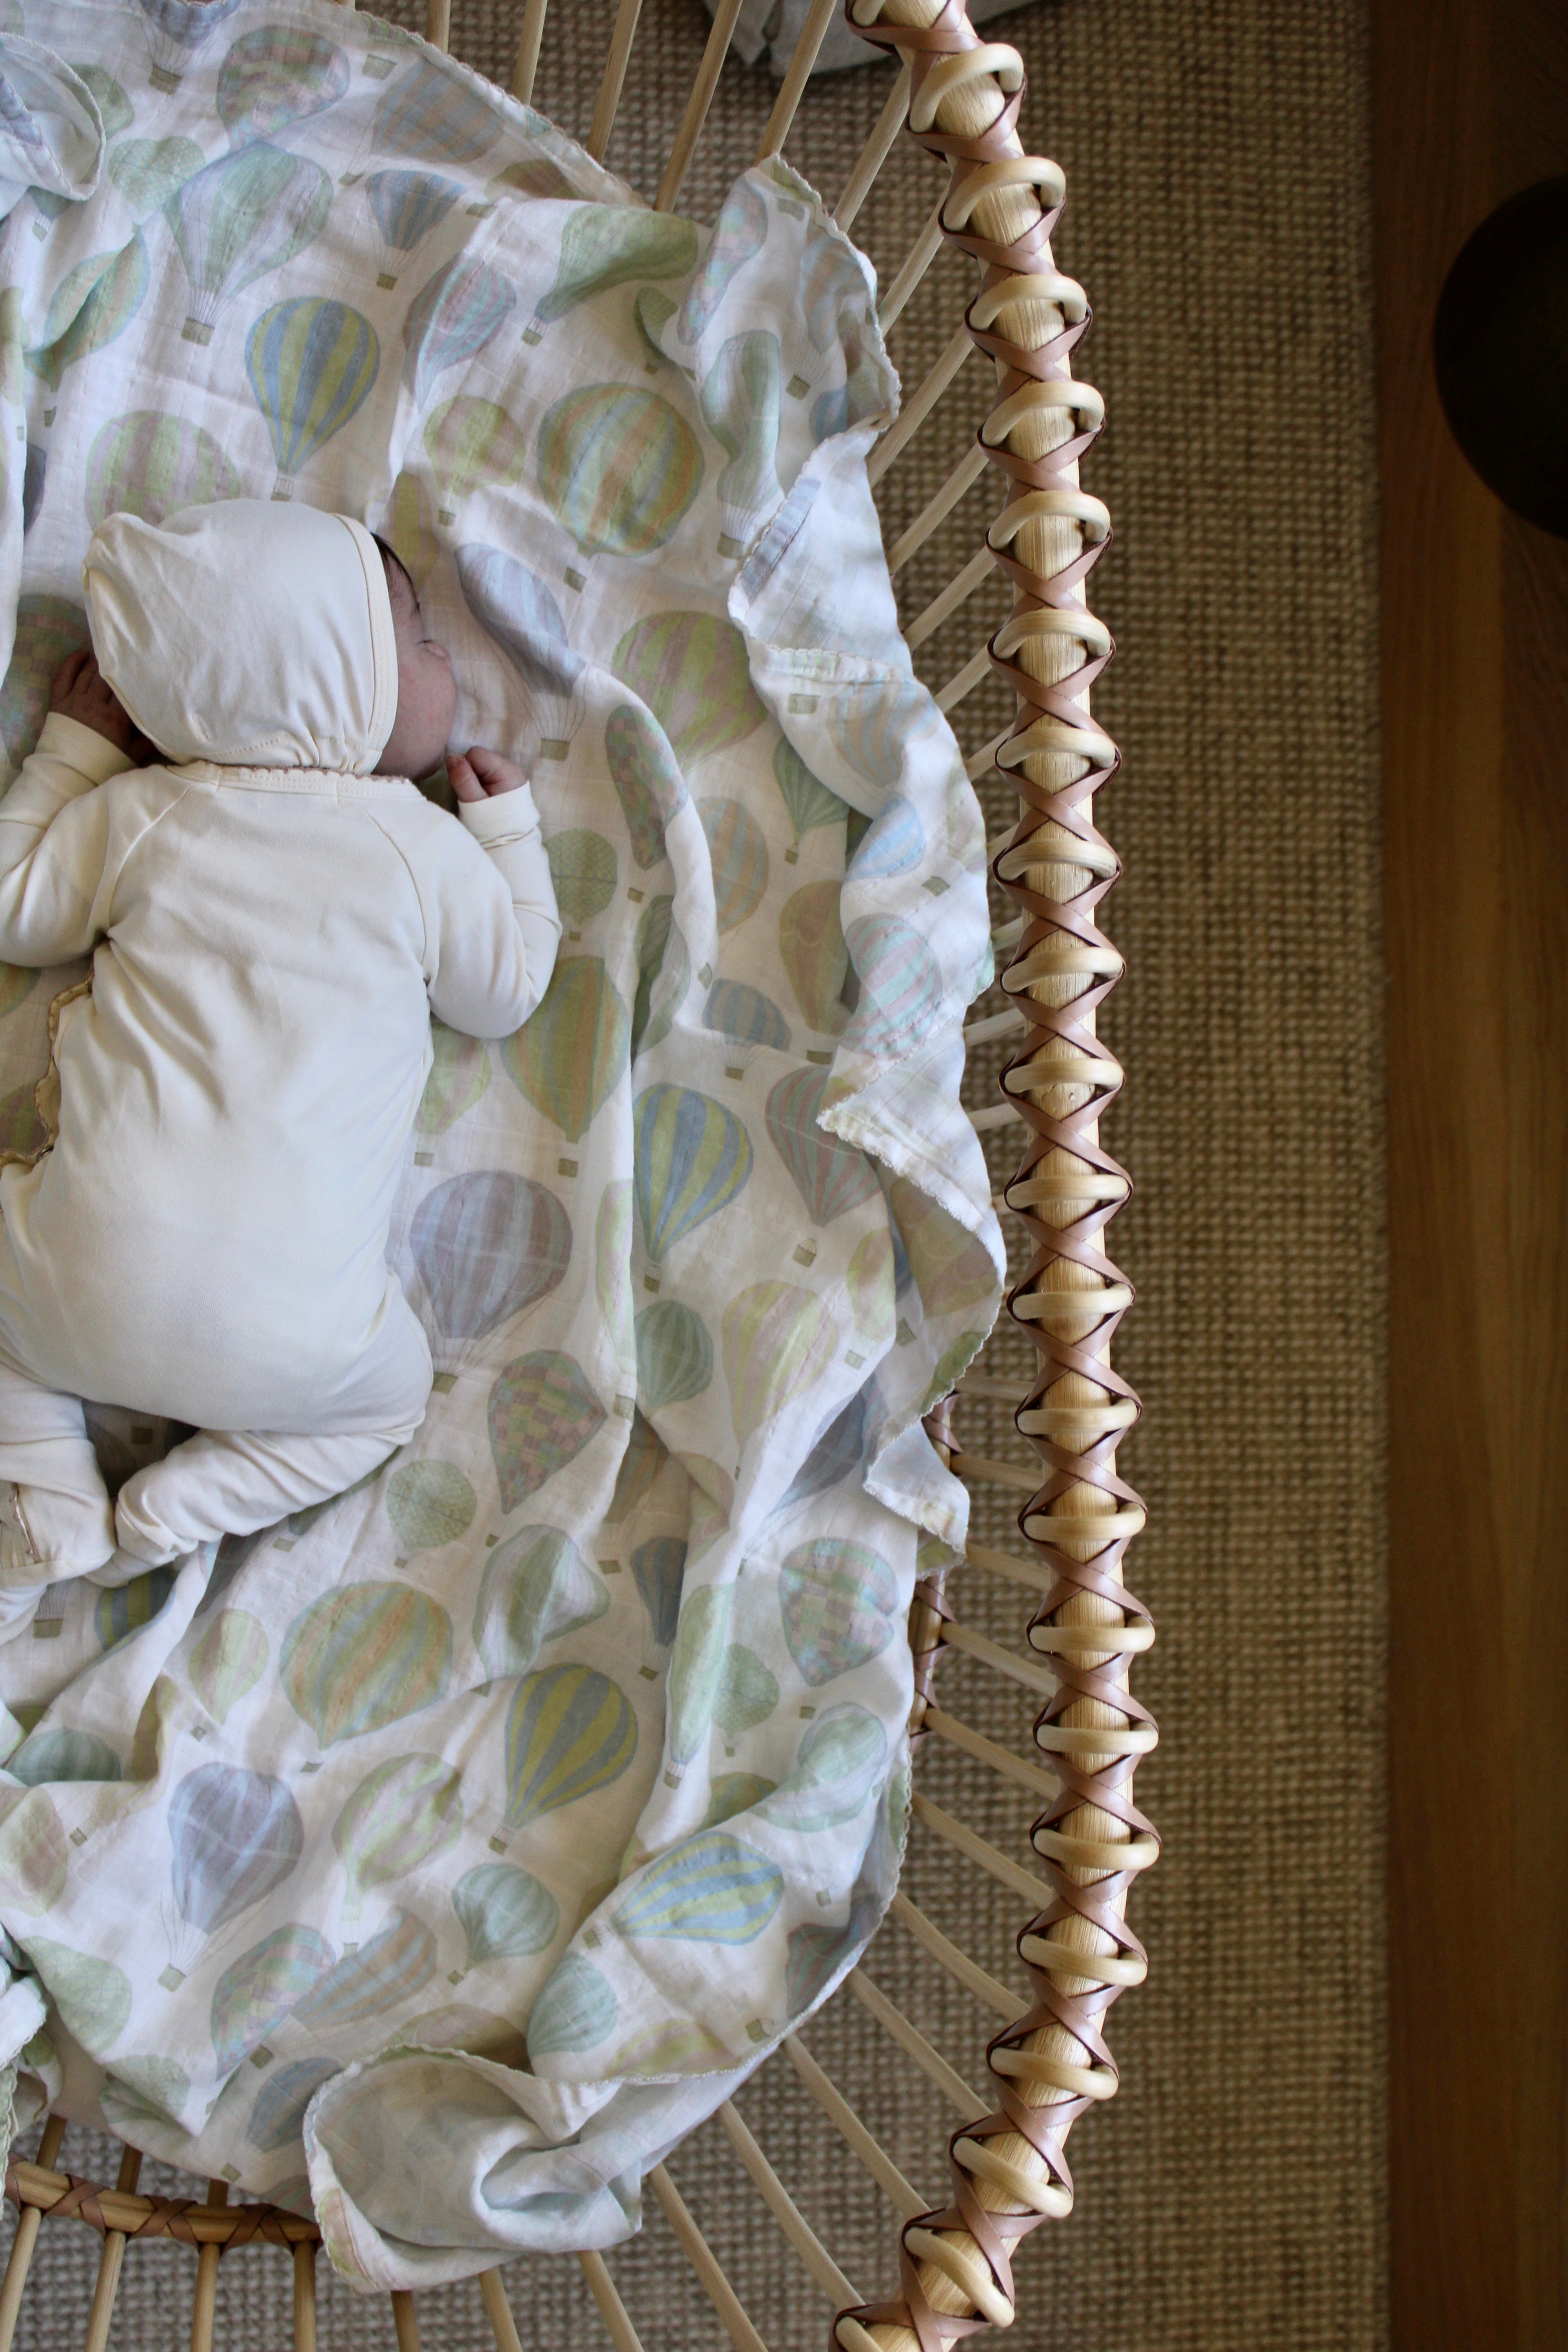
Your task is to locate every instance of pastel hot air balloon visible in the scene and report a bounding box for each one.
[247,298,379,500]
[784,1895,878,2015]
[537,384,703,562]
[595,1179,635,1383]
[773,738,846,864]
[471,155,576,214]
[631,894,690,1060]
[704,1773,777,1828]
[887,1178,998,1318]
[487,1351,606,1514]
[85,410,240,530]
[722,1281,837,1457]
[846,1229,896,1353]
[95,1566,177,1651]
[27,1939,132,2058]
[632,1085,753,1270]
[372,59,501,168]
[416,1020,490,1151]
[546,831,616,927]
[139,0,245,95]
[713,1644,779,1740]
[612,1829,783,1946]
[842,914,944,1057]
[246,2056,340,2152]
[677,178,768,345]
[700,329,783,556]
[757,1703,887,1831]
[525,208,698,344]
[604,703,688,870]
[791,228,872,383]
[635,285,678,367]
[764,1066,880,1225]
[216,25,349,146]
[474,1524,607,1681]
[500,958,628,1144]
[0,964,36,1022]
[697,798,769,935]
[457,544,586,759]
[403,256,516,406]
[412,1169,572,1378]
[104,2056,191,2129]
[0,1789,67,1915]
[281,1583,452,1749]
[189,1610,268,1728]
[527,1952,617,2058]
[332,1754,462,1938]
[76,63,132,139]
[8,1728,120,1785]
[165,1764,304,1980]
[635,1300,712,1412]
[166,146,332,345]
[293,1908,436,2034]
[704,980,790,1078]
[779,1537,898,1686]
[0,597,89,773]
[779,880,853,1037]
[107,134,204,221]
[497,1664,636,1849]
[826,677,936,792]
[610,610,764,764]
[380,468,440,590]
[365,169,461,288]
[664,1583,731,1781]
[773,1389,871,1519]
[27,233,150,396]
[811,309,887,443]
[605,1406,666,1526]
[849,794,926,882]
[453,1863,559,1971]
[385,1459,475,1554]
[632,1535,686,1649]
[423,393,526,524]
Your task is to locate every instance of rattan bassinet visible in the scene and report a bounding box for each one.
[0,3,1151,2346]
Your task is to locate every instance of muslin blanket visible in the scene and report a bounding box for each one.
[0,0,1002,2290]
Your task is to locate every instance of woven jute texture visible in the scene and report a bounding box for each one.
[5,2,1386,2345]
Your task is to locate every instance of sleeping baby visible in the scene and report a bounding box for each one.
[0,500,560,1633]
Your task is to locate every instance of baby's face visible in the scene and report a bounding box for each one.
[376,557,456,780]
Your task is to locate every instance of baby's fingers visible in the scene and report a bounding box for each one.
[447,751,485,804]
[464,745,525,795]
[49,649,91,700]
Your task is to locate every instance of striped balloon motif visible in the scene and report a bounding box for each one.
[703,980,789,1069]
[165,147,332,344]
[26,233,149,395]
[848,793,926,882]
[772,1390,870,1518]
[846,1229,896,1348]
[700,329,783,555]
[167,1768,303,1970]
[423,394,526,524]
[246,298,379,494]
[666,1583,731,1775]
[785,1894,878,2015]
[453,1863,559,1969]
[487,1351,606,1513]
[380,468,440,589]
[764,1067,880,1225]
[678,177,768,343]
[332,1755,463,1932]
[412,1169,572,1344]
[635,1299,712,1412]
[537,384,704,560]
[756,1704,886,1831]
[826,677,935,790]
[457,544,586,757]
[773,737,844,858]
[604,703,688,869]
[416,1021,490,1143]
[372,59,501,167]
[704,1773,775,1828]
[842,915,943,1056]
[500,957,628,1143]
[779,1538,898,1687]
[887,1178,998,1318]
[85,410,240,530]
[527,1952,617,2058]
[698,798,769,933]
[474,1525,607,1681]
[721,1281,838,1453]
[632,1535,686,1648]
[293,1908,436,2033]
[215,25,349,145]
[210,1924,334,2074]
[501,1664,636,1837]
[189,1610,268,1728]
[402,257,515,405]
[612,1829,783,1946]
[8,1728,120,1786]
[526,207,697,341]
[365,168,461,287]
[0,596,89,772]
[247,2056,340,2152]
[281,1584,452,1747]
[632,893,690,1060]
[610,611,764,764]
[632,1084,753,1265]
[605,1406,666,1526]
[778,880,853,1035]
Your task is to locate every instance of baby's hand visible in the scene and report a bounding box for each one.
[49,652,137,754]
[449,746,526,804]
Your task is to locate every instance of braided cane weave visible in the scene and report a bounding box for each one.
[0,4,1151,2347]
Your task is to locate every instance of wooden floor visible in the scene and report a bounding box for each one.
[1375,2,1568,2345]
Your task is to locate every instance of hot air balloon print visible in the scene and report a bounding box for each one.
[771,1389,871,1518]
[784,1897,878,2016]
[216,25,348,145]
[487,1351,606,1514]
[500,958,628,1144]
[165,146,332,345]
[612,1829,783,1946]
[842,914,944,1057]
[385,1459,475,1554]
[0,597,89,773]
[764,1066,879,1224]
[826,676,936,792]
[423,393,526,524]
[281,1584,452,1748]
[757,1704,887,1831]
[0,964,35,1023]
[211,1924,336,2072]
[632,1085,753,1270]
[27,234,149,396]
[635,285,678,367]
[295,1908,437,2034]
[526,1953,617,2058]
[846,1229,896,1355]
[631,1536,686,1649]
[246,2056,340,2152]
[849,794,926,882]
[402,256,515,405]
[604,703,688,870]
[85,410,240,530]
[606,1407,666,1526]
[779,1537,898,1686]
[702,980,790,1080]
[631,894,690,1060]
[452,1864,559,1971]
[524,208,697,345]
[701,330,784,556]
[247,298,379,500]
[664,1583,731,1782]
[103,2056,191,2130]
[416,1020,490,1151]
[704,1773,777,1828]
[189,1610,268,1728]
[75,63,132,138]
[95,1566,177,1652]
[811,309,887,443]
[722,1281,837,1458]
[779,879,857,1040]
[107,135,204,222]
[610,610,764,764]
[773,738,844,864]
[0,1077,47,1164]
[411,1169,572,1381]
[471,155,576,214]
[372,59,501,168]
[139,0,245,94]
[537,385,703,562]
[887,1178,999,1319]
[713,1644,779,1740]
[8,1727,121,1785]
[677,177,768,345]
[635,1300,712,1412]
[474,1524,607,1681]
[164,1765,304,1982]
[0,1788,68,1913]
[365,169,461,289]
[698,799,769,935]
[27,1940,132,2058]
[497,1664,636,1849]
[332,1755,462,1940]
[546,831,616,927]
[457,545,586,759]
[595,1180,635,1383]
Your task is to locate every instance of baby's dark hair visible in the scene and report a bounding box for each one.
[371,532,417,611]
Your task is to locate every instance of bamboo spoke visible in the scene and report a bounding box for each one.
[835,64,913,228]
[391,2287,423,2352]
[715,2102,860,2307]
[878,200,946,328]
[755,0,839,160]
[82,2145,142,2352]
[911,1791,1050,1910]
[511,0,549,104]
[189,2181,226,2352]
[888,1891,1027,2023]
[480,2266,524,2352]
[0,2115,65,2352]
[655,0,747,213]
[845,1970,986,2117]
[648,2167,769,2352]
[783,2037,929,2219]
[294,2242,318,2352]
[425,0,450,52]
[586,0,643,159]
[577,2251,646,2352]
[867,328,973,485]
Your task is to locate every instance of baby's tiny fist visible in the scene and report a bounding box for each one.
[48,651,135,752]
[450,746,526,803]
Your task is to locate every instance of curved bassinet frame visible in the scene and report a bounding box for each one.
[0,3,1152,2347]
